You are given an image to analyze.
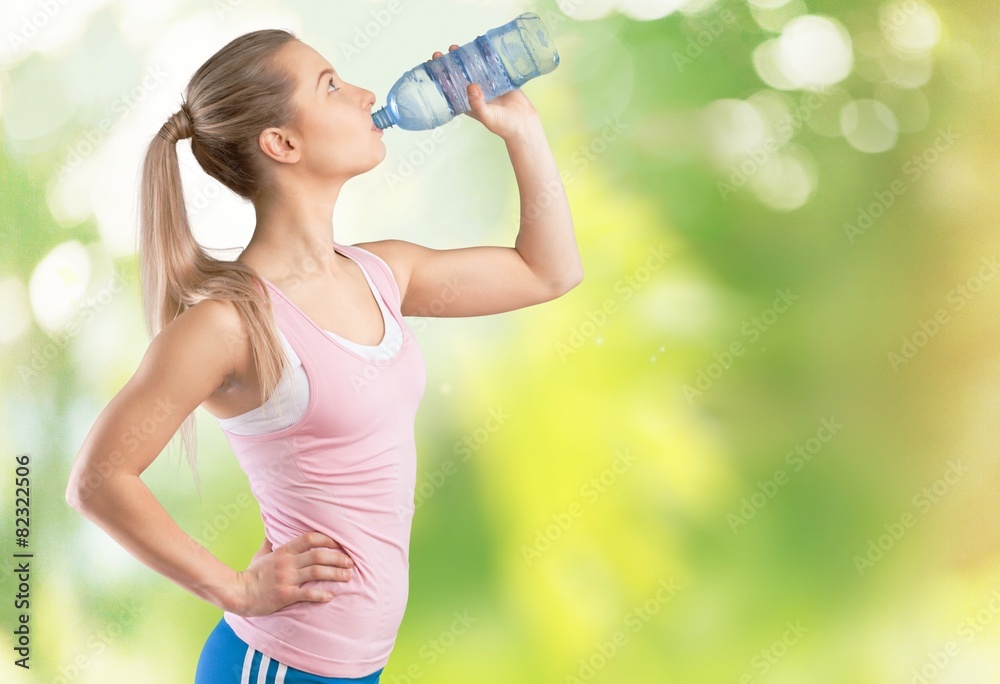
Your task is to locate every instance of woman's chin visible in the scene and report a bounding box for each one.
[337,149,386,180]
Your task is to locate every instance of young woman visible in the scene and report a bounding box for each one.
[65,28,581,683]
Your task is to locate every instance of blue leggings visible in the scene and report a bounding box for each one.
[195,617,383,683]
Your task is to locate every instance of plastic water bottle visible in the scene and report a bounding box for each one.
[371,12,559,131]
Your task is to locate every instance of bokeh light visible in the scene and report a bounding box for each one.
[0,277,32,344]
[27,240,92,332]
[879,0,941,54]
[840,98,900,153]
[776,15,853,89]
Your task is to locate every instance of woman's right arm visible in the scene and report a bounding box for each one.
[65,298,352,616]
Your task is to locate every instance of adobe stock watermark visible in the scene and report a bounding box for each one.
[66,393,183,506]
[522,448,638,566]
[348,276,462,394]
[193,445,346,549]
[905,585,1000,684]
[340,0,404,63]
[49,599,141,684]
[55,64,169,179]
[511,116,629,226]
[737,620,808,683]
[192,492,255,547]
[888,254,999,372]
[214,0,245,19]
[853,458,969,576]
[188,178,228,219]
[683,287,798,404]
[956,587,1000,646]
[880,0,929,36]
[17,270,128,381]
[672,4,739,72]
[347,330,412,394]
[565,578,681,684]
[726,417,842,533]
[555,245,669,362]
[560,116,629,185]
[383,115,464,192]
[844,126,961,244]
[7,0,74,52]
[414,407,510,510]
[717,89,836,202]
[385,611,477,684]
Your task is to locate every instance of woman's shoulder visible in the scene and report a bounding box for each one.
[349,239,418,302]
[124,297,253,423]
[174,296,246,331]
[160,298,253,373]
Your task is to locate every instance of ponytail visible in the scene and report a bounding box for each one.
[136,29,300,489]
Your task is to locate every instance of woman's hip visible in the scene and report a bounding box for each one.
[195,617,383,684]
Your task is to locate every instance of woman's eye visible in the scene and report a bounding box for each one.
[328,77,339,92]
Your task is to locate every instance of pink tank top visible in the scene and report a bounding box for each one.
[220,243,426,678]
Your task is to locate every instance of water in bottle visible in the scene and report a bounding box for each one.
[371,12,559,131]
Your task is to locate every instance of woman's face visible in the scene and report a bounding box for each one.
[266,40,385,182]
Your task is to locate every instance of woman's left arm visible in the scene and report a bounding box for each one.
[358,45,583,317]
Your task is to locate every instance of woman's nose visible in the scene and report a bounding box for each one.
[363,89,376,109]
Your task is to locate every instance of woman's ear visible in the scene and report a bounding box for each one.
[258,126,300,164]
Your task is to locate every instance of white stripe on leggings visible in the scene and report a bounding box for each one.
[240,646,254,684]
[257,654,271,684]
[275,663,287,684]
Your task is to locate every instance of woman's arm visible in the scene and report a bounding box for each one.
[356,45,583,318]
[65,299,353,616]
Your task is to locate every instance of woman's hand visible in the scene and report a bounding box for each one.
[228,531,355,617]
[430,44,540,142]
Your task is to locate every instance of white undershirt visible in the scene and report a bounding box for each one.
[217,257,403,436]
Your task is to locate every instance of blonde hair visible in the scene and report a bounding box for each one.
[138,29,300,488]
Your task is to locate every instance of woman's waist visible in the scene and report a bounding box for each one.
[262,513,412,581]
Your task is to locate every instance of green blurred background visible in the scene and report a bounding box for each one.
[2,0,999,682]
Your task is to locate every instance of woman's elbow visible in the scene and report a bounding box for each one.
[568,265,585,291]
[65,455,115,513]
[549,266,584,298]
[65,467,93,512]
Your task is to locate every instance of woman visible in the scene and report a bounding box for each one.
[65,27,581,683]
